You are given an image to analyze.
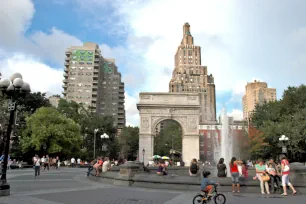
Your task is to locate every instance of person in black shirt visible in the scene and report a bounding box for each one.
[189,158,199,176]
[217,158,227,177]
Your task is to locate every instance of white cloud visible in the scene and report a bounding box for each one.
[30,27,83,65]
[124,92,139,126]
[0,0,35,47]
[228,109,243,121]
[0,53,63,95]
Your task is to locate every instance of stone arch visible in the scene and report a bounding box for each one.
[137,92,201,166]
[151,116,185,136]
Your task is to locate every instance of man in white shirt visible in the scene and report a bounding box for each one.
[77,158,81,167]
[71,157,76,168]
[33,155,41,178]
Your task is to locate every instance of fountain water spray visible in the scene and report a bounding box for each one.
[220,108,233,167]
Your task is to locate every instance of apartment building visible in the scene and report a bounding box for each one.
[63,42,125,131]
[242,80,277,119]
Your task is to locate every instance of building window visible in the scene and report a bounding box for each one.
[79,61,84,64]
[88,51,93,55]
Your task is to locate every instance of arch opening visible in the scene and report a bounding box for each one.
[153,119,182,161]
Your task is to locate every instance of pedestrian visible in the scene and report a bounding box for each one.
[255,158,270,194]
[229,157,243,193]
[56,156,60,169]
[280,155,297,196]
[33,155,41,178]
[71,157,76,168]
[77,158,81,167]
[217,158,227,177]
[44,155,49,171]
[266,158,281,193]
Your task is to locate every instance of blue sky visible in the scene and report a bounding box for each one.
[1,0,306,126]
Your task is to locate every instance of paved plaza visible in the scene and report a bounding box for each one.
[0,168,304,204]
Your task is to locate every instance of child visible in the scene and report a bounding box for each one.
[201,171,218,200]
[267,163,276,176]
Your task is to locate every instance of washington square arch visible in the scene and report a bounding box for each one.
[137,92,200,165]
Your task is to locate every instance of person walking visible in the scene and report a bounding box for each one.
[229,157,243,193]
[71,157,76,168]
[217,158,227,177]
[33,155,41,178]
[280,155,297,196]
[255,158,270,194]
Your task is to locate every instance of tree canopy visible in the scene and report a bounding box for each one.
[119,126,139,160]
[21,107,82,156]
[154,120,182,157]
[250,85,306,161]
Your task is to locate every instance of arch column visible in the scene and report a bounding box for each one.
[139,134,154,165]
[182,135,200,164]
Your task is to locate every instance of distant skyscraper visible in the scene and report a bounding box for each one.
[169,23,216,124]
[242,80,277,120]
[63,42,125,131]
[96,58,126,131]
[49,95,61,108]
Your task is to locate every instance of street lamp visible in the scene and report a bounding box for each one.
[100,133,109,154]
[142,149,145,164]
[93,129,98,159]
[0,73,30,196]
[279,135,289,154]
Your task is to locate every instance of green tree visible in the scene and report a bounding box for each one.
[251,85,306,161]
[21,107,82,156]
[154,120,182,156]
[119,126,139,160]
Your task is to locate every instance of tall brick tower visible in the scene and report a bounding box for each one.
[169,23,216,124]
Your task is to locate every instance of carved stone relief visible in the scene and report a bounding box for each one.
[140,108,198,115]
[140,95,151,100]
[141,117,150,132]
[188,117,198,131]
[187,96,197,100]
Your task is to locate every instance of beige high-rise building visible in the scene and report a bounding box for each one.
[63,42,101,111]
[169,23,216,124]
[242,80,277,119]
[63,42,126,131]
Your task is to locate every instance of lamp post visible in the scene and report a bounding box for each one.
[100,133,109,155]
[142,149,145,164]
[93,129,98,159]
[279,135,289,154]
[0,73,30,196]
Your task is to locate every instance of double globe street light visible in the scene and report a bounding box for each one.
[0,73,31,196]
[279,135,289,154]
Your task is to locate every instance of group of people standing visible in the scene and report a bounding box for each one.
[216,155,297,196]
[32,155,60,178]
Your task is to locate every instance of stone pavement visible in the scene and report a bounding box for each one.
[0,168,305,204]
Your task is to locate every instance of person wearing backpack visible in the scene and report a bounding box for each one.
[189,158,199,176]
[280,155,297,196]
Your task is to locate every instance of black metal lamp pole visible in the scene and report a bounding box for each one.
[142,149,145,164]
[0,73,30,196]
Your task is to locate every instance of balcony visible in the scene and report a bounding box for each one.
[119,89,124,93]
[92,80,98,84]
[65,57,70,61]
[118,114,125,119]
[93,69,99,74]
[118,99,124,103]
[95,52,99,57]
[118,109,125,114]
[63,79,68,84]
[63,73,68,78]
[64,62,69,66]
[65,51,71,56]
[118,119,125,124]
[94,58,99,62]
[62,84,67,88]
[92,91,97,95]
[64,68,69,73]
[94,63,99,67]
[92,97,97,102]
[62,90,67,95]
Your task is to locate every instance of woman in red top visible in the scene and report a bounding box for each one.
[280,155,297,196]
[229,157,243,193]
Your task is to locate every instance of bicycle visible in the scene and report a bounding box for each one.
[193,184,226,204]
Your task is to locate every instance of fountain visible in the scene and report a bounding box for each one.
[220,108,233,167]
